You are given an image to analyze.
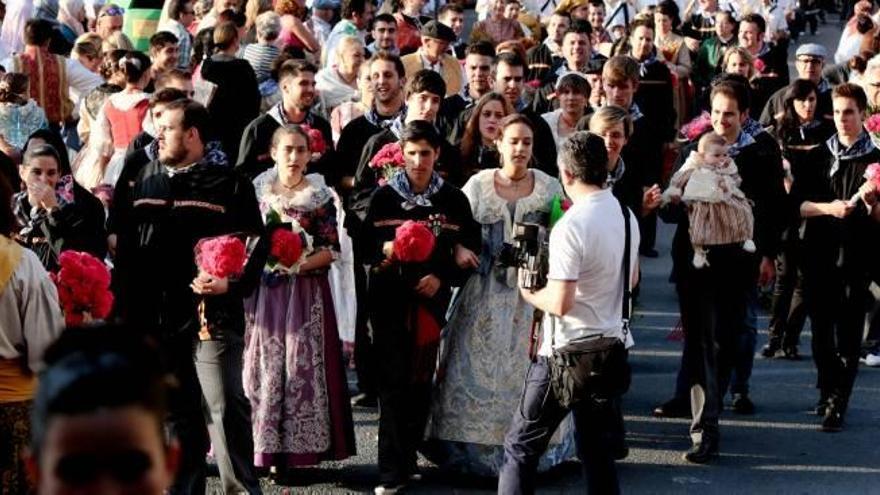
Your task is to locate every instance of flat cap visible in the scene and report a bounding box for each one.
[795,43,827,59]
[421,20,456,42]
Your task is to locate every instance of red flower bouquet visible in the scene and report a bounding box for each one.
[51,251,113,326]
[194,235,248,279]
[301,124,327,155]
[267,221,313,274]
[393,220,436,263]
[753,58,766,74]
[678,111,712,143]
[369,142,406,186]
[866,114,880,134]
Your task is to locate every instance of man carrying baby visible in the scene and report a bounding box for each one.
[660,79,786,464]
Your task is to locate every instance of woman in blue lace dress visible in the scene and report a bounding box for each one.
[425,114,576,476]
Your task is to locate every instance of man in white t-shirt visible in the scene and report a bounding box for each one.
[498,131,639,495]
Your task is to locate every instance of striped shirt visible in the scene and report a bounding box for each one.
[243,43,281,83]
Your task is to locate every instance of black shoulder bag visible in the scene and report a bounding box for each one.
[549,199,633,409]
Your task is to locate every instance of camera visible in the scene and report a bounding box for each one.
[497,222,549,291]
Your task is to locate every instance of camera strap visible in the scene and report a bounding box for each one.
[619,199,632,341]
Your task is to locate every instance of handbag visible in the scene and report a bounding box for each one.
[549,199,633,409]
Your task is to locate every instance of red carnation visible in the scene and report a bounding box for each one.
[270,228,304,268]
[301,125,327,154]
[393,220,436,263]
[753,58,766,74]
[865,163,880,189]
[53,251,114,326]
[866,115,880,134]
[195,235,247,279]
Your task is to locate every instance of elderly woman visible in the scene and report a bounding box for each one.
[12,140,106,271]
[362,121,480,493]
[470,0,525,45]
[243,11,282,83]
[316,36,366,115]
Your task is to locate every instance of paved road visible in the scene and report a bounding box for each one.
[209,17,880,495]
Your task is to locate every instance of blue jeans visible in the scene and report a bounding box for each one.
[731,288,759,396]
[498,357,620,495]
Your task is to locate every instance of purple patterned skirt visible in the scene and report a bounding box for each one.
[244,272,356,467]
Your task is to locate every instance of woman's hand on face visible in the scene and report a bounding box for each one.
[454,244,480,269]
[28,182,57,210]
[190,273,230,296]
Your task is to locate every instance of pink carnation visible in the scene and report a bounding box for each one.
[680,111,712,142]
[753,58,766,74]
[52,251,114,326]
[369,142,405,169]
[866,115,880,134]
[865,163,880,188]
[393,220,436,263]
[195,236,247,279]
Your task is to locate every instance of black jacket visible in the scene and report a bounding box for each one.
[116,158,268,339]
[13,182,107,271]
[236,108,334,181]
[662,130,787,279]
[201,55,262,165]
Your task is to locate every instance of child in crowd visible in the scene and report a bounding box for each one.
[663,132,756,268]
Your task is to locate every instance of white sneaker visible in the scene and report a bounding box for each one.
[863,353,880,367]
[374,484,405,494]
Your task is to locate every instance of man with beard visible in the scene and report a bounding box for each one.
[236,59,334,180]
[335,52,408,409]
[368,13,400,56]
[116,99,267,494]
[443,41,496,143]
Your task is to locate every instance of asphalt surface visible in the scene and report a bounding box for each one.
[207,15,880,495]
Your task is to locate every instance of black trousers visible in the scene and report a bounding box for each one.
[767,237,808,349]
[353,261,377,397]
[498,357,620,495]
[373,318,432,484]
[802,259,868,409]
[677,246,752,446]
[164,333,261,495]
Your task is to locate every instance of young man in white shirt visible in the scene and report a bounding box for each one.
[498,131,639,495]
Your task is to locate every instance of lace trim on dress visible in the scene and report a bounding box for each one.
[253,168,334,212]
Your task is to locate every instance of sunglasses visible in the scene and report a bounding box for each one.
[99,5,125,18]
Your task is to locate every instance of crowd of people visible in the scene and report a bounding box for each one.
[1,0,880,493]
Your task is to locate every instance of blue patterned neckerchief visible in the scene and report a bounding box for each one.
[389,168,445,210]
[727,130,757,158]
[637,52,658,78]
[365,104,405,129]
[826,131,875,177]
[515,97,529,113]
[606,157,626,187]
[148,139,227,167]
[817,78,831,94]
[629,103,644,122]
[741,117,764,138]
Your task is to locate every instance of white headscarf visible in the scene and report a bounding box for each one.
[0,0,33,59]
[58,0,87,37]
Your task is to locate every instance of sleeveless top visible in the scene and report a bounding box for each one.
[104,98,150,149]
